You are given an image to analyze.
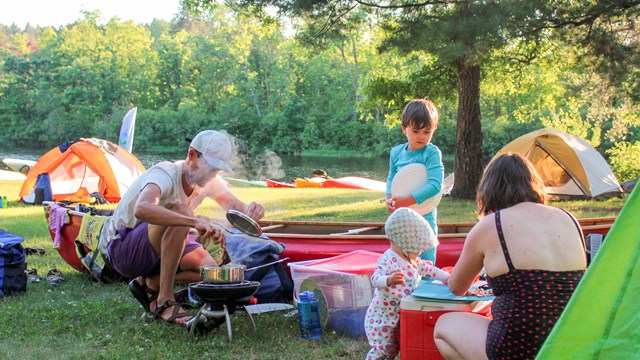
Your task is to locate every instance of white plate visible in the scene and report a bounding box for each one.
[391,163,442,215]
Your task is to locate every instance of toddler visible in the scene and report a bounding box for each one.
[385,98,444,263]
[364,207,450,360]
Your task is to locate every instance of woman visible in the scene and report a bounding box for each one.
[434,152,587,360]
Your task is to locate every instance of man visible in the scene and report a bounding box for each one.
[98,130,264,325]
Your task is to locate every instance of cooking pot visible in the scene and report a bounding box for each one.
[200,257,289,284]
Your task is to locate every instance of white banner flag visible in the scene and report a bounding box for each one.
[118,107,137,153]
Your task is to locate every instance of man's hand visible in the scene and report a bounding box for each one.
[244,202,264,221]
[386,271,406,287]
[195,220,225,248]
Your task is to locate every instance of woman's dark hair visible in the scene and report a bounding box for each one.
[477,152,547,217]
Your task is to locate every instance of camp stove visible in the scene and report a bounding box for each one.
[186,281,260,341]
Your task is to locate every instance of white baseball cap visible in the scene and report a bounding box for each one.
[189,130,233,174]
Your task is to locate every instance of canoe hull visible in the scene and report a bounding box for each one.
[45,207,87,272]
[269,233,464,268]
[2,158,36,174]
[259,218,613,269]
[43,205,615,274]
[294,178,323,188]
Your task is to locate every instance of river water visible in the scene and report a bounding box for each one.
[0,150,453,182]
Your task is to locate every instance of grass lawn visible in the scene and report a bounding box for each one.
[0,179,625,359]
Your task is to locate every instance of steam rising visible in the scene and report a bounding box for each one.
[222,131,285,180]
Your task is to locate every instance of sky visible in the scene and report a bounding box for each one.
[0,0,183,28]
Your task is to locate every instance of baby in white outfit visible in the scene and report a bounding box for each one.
[364,208,450,360]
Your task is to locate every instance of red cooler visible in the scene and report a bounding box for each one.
[400,295,477,360]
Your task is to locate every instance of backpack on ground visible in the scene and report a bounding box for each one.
[225,229,293,303]
[0,230,27,297]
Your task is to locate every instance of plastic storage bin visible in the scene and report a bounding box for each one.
[288,250,382,337]
[399,295,491,360]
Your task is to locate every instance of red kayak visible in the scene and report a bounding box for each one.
[266,179,296,188]
[321,177,386,191]
[43,203,615,274]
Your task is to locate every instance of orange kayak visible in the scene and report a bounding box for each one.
[294,178,324,188]
[266,179,296,188]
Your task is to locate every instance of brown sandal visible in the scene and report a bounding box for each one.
[152,300,192,324]
[128,278,158,313]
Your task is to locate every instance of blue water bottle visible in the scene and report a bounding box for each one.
[298,291,322,340]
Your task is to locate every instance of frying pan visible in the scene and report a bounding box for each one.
[197,210,262,241]
[225,209,263,237]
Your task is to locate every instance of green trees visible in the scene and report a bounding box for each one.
[0,3,638,187]
[197,0,639,197]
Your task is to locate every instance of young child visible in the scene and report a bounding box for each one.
[364,208,450,360]
[385,98,444,262]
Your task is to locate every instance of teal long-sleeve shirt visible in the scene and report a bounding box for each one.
[385,142,444,224]
[386,143,444,263]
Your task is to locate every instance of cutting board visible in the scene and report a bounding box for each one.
[411,280,495,302]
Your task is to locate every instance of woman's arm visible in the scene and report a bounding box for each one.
[448,221,487,295]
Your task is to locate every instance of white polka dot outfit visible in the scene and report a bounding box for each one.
[365,208,449,360]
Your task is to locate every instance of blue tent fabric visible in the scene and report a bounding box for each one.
[0,230,27,297]
[58,140,77,153]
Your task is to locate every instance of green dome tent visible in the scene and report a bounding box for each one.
[536,185,640,359]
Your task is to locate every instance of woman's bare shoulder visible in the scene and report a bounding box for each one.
[474,213,496,230]
[467,213,496,242]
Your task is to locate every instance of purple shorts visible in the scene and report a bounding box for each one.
[107,222,202,279]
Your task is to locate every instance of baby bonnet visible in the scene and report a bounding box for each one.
[385,207,439,254]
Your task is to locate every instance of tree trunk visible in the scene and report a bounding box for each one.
[451,57,483,199]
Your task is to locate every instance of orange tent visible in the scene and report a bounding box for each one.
[19,138,145,203]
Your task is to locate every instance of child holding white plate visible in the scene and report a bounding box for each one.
[385,98,444,262]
